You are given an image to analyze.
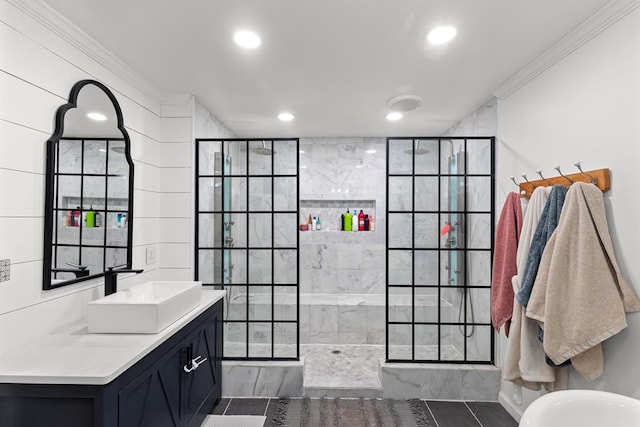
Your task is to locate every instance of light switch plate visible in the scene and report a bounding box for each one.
[0,259,10,282]
[146,247,156,265]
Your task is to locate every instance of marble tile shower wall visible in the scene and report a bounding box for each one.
[299,137,387,345]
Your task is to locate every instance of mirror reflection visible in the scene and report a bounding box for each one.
[43,80,134,290]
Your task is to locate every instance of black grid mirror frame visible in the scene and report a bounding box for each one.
[43,80,135,290]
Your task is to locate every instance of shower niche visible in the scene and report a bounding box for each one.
[300,199,376,231]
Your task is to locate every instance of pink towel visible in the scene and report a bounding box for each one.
[491,192,523,336]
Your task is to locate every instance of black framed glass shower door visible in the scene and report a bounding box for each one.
[195,138,300,360]
[386,137,495,363]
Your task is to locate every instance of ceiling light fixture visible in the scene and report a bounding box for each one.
[427,26,457,45]
[234,30,261,49]
[386,112,403,121]
[278,112,294,121]
[87,112,107,121]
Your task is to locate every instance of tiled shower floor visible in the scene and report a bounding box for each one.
[302,344,384,391]
[224,342,465,397]
[223,342,464,362]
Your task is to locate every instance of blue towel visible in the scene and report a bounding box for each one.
[516,186,568,306]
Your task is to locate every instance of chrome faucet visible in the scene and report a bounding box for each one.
[104,266,144,296]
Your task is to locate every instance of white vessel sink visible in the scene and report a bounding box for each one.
[520,389,640,427]
[88,281,202,334]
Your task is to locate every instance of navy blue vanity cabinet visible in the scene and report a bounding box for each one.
[183,301,222,427]
[117,339,184,426]
[0,299,222,427]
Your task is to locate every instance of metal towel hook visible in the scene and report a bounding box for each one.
[553,165,574,184]
[509,176,519,188]
[535,169,553,185]
[573,161,597,184]
[521,173,537,187]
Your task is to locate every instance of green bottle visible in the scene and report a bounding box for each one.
[344,209,352,231]
[85,205,95,228]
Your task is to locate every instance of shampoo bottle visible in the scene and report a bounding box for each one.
[341,213,345,231]
[85,205,95,228]
[364,214,369,231]
[370,215,375,232]
[73,207,81,227]
[352,210,358,232]
[344,209,352,231]
[358,210,365,231]
[312,216,317,231]
[95,211,102,228]
[316,216,321,231]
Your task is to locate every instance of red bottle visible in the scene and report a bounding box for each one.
[73,207,81,227]
[358,210,365,231]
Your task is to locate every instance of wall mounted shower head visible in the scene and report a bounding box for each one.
[404,140,430,155]
[251,141,275,155]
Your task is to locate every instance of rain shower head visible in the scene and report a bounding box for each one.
[404,141,430,155]
[251,141,275,155]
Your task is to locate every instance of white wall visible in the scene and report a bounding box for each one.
[0,0,204,354]
[496,5,640,418]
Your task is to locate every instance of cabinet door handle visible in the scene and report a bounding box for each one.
[183,355,208,373]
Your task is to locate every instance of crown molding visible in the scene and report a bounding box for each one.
[493,0,640,99]
[7,0,191,106]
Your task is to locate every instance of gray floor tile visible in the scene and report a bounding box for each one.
[466,401,517,427]
[224,398,269,415]
[210,398,230,415]
[426,401,481,427]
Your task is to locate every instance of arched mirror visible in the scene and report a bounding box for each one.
[43,80,134,290]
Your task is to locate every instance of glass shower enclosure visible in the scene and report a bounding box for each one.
[386,137,495,363]
[195,139,300,360]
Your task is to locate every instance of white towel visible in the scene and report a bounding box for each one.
[503,186,566,390]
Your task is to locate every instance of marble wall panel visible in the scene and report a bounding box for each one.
[222,361,304,397]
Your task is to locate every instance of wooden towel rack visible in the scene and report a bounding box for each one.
[517,168,610,198]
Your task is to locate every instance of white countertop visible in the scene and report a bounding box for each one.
[0,290,225,385]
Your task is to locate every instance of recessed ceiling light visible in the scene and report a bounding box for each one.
[386,112,403,121]
[234,31,261,49]
[278,112,294,121]
[366,149,377,154]
[427,26,457,45]
[87,112,107,121]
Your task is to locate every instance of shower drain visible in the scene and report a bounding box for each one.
[331,350,341,355]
